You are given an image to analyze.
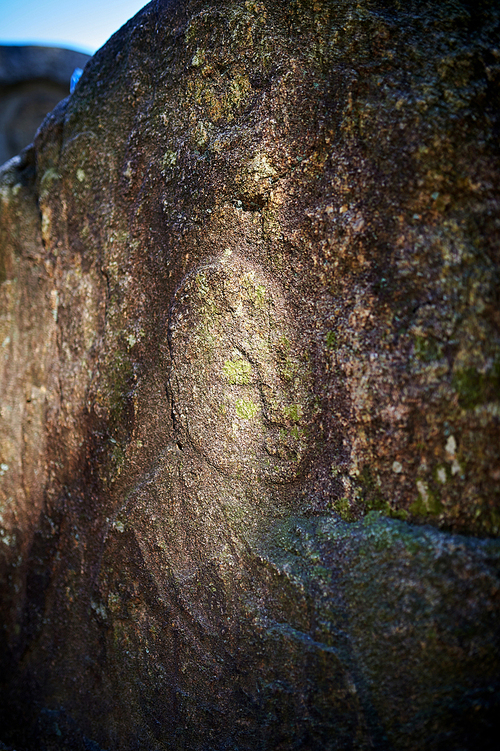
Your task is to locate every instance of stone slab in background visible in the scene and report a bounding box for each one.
[0,45,91,165]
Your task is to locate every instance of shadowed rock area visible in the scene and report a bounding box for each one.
[0,1,499,749]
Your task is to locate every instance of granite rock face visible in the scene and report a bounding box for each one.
[0,46,91,165]
[0,1,499,749]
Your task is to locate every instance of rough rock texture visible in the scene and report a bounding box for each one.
[0,1,499,749]
[0,46,91,165]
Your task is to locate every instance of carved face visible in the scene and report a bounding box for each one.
[167,253,311,483]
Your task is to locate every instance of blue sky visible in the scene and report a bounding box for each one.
[0,0,150,56]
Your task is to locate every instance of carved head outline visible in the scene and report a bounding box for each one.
[167,252,312,483]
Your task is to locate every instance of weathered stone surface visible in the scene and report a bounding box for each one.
[0,46,91,165]
[0,1,499,749]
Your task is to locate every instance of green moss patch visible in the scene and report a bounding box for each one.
[235,398,259,419]
[452,363,500,410]
[410,480,443,517]
[413,335,442,363]
[223,358,251,384]
[358,467,408,521]
[284,404,303,422]
[325,331,337,350]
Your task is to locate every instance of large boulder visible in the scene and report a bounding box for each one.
[0,1,499,749]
